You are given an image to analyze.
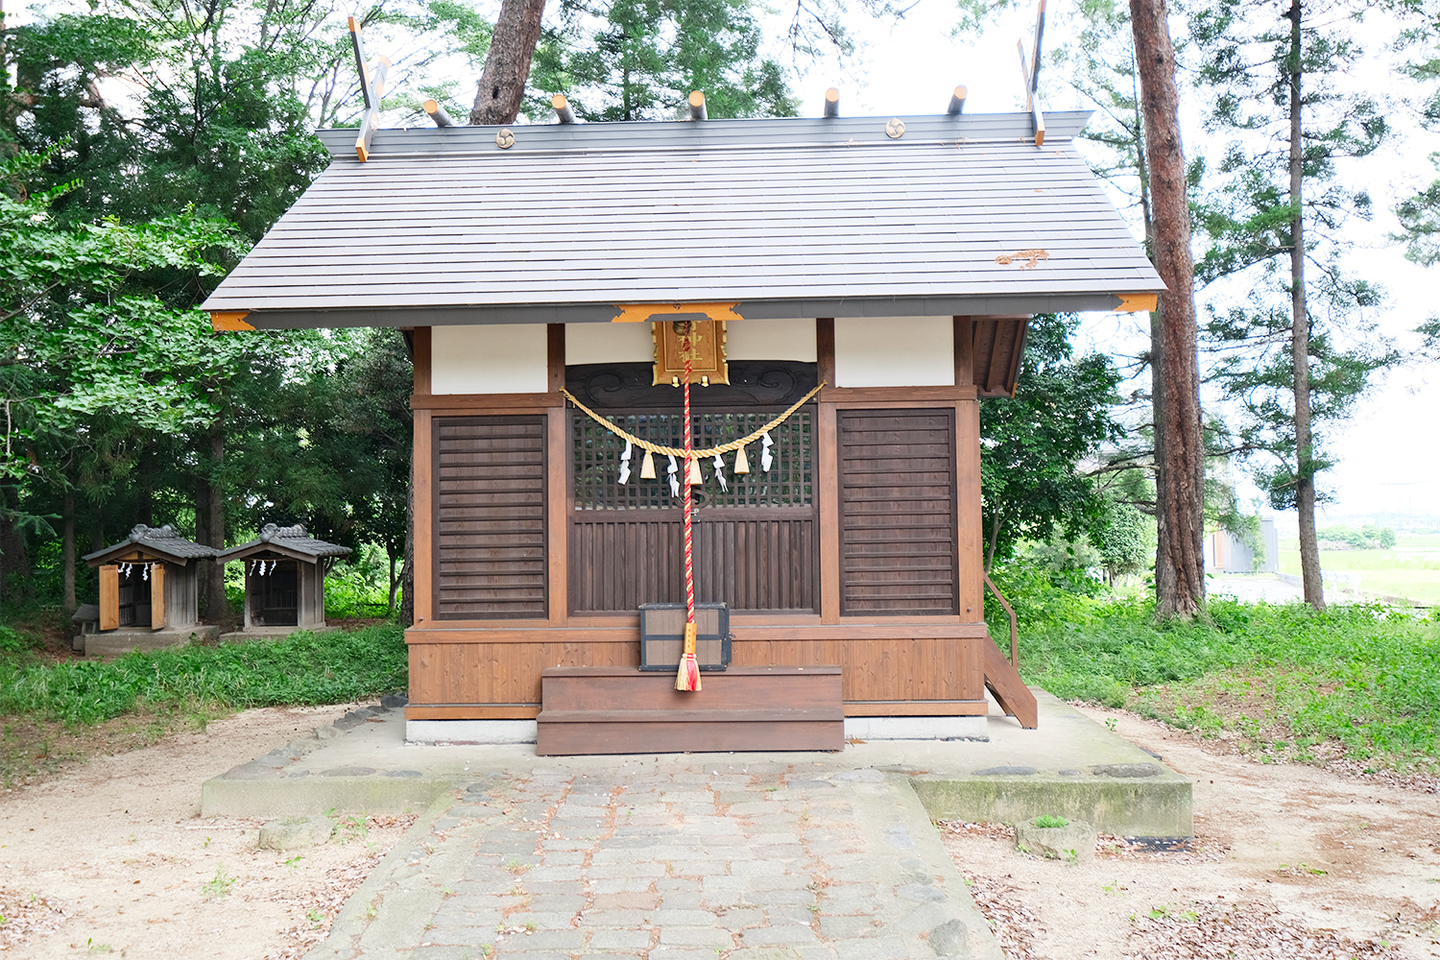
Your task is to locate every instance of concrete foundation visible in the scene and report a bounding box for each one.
[205,688,1193,839]
[406,719,538,745]
[844,715,988,741]
[84,625,220,657]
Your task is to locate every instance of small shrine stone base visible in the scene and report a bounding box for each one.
[84,625,220,657]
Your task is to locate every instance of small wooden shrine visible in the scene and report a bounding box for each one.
[199,17,1164,752]
[217,523,352,635]
[81,524,220,655]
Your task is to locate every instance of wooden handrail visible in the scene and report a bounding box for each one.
[984,573,1018,666]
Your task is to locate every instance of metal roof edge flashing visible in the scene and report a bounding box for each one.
[314,110,1093,161]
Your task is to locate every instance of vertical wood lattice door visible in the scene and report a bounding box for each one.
[570,407,818,614]
[837,409,959,615]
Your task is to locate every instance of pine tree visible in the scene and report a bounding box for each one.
[1193,0,1395,609]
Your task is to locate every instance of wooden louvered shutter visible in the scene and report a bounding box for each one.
[433,415,548,619]
[837,408,959,615]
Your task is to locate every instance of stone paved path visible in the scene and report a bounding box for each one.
[308,755,1002,960]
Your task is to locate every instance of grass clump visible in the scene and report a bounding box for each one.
[0,624,406,726]
[989,563,1440,772]
[1033,815,1069,828]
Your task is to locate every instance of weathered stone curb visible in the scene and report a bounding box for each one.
[1013,817,1097,862]
[910,770,1193,839]
[259,814,336,851]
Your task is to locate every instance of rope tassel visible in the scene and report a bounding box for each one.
[733,444,749,474]
[687,456,704,485]
[640,449,656,479]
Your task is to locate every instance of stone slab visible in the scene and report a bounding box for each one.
[83,625,219,657]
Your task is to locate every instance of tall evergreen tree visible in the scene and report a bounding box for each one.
[1193,0,1394,609]
[529,0,798,121]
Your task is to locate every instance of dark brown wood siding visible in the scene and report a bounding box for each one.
[837,409,959,615]
[433,416,548,619]
[570,510,816,613]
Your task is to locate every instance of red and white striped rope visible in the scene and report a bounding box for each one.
[682,344,695,628]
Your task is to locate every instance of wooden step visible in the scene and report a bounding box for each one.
[982,632,1038,729]
[537,666,844,755]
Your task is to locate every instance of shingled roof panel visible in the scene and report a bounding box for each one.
[202,111,1163,327]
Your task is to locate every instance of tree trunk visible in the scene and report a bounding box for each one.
[387,550,399,613]
[469,0,548,125]
[62,490,76,612]
[0,487,30,607]
[1130,0,1205,618]
[1287,0,1323,611]
[197,425,227,618]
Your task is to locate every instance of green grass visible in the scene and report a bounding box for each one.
[1277,534,1440,605]
[0,625,407,726]
[991,565,1440,772]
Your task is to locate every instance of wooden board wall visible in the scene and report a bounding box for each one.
[407,625,987,718]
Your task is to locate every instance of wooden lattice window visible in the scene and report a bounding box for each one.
[572,409,813,511]
[569,405,818,613]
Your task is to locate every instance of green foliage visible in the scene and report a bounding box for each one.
[980,313,1124,567]
[529,0,799,121]
[999,562,1440,769]
[1033,814,1069,828]
[1317,524,1397,550]
[0,625,406,726]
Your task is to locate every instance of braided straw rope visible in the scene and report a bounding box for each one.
[560,382,827,460]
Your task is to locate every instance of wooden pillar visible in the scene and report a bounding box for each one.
[815,319,840,624]
[954,317,983,621]
[413,403,434,627]
[546,324,568,625]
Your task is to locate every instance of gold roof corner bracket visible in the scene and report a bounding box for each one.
[210,311,254,331]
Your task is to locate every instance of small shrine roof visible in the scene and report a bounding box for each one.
[217,523,353,563]
[83,524,218,566]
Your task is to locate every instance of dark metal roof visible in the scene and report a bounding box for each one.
[216,523,353,563]
[202,111,1163,328]
[83,524,218,566]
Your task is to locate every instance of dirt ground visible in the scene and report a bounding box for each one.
[943,704,1440,959]
[2,702,1438,959]
[0,704,415,959]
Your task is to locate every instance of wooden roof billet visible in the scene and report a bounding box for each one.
[202,111,1163,329]
[83,524,218,567]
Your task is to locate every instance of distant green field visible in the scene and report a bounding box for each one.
[1279,534,1440,605]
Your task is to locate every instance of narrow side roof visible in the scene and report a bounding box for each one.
[203,112,1163,328]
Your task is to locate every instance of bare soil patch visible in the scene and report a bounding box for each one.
[944,704,1440,959]
[0,704,414,958]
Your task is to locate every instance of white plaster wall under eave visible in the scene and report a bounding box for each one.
[726,318,817,362]
[431,324,549,394]
[833,317,955,388]
[565,322,654,365]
